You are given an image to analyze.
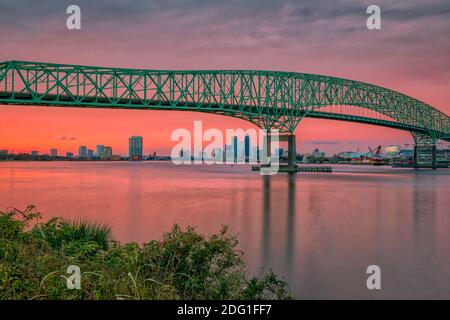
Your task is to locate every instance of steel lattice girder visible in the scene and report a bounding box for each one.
[0,60,449,141]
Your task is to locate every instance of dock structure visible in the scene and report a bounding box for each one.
[252,166,332,173]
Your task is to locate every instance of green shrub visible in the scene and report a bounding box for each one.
[31,217,112,251]
[0,206,291,300]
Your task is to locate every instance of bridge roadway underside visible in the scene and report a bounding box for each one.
[0,91,443,137]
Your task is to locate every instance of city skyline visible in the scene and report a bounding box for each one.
[4,136,446,159]
[1,1,449,155]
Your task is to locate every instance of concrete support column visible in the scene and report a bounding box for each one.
[275,133,297,173]
[414,144,437,169]
[432,144,437,169]
[287,134,297,170]
[266,134,271,161]
[413,145,418,168]
[257,131,297,173]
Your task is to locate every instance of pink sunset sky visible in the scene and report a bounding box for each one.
[0,0,449,156]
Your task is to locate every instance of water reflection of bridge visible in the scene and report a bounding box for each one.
[261,175,296,278]
[260,169,443,298]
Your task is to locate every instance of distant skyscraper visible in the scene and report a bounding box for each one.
[184,149,191,161]
[233,136,238,162]
[178,148,191,161]
[96,145,105,158]
[275,148,284,158]
[214,147,223,161]
[78,146,87,158]
[224,144,233,162]
[311,148,325,159]
[251,146,259,162]
[50,148,57,157]
[87,149,94,158]
[31,151,38,157]
[244,135,250,162]
[104,146,112,159]
[129,136,143,160]
[237,140,245,162]
[66,152,74,158]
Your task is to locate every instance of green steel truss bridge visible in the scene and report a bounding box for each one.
[1,61,449,151]
[0,61,450,141]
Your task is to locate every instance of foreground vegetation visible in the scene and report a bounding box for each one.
[0,206,291,300]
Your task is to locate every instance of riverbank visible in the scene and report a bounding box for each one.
[0,206,291,300]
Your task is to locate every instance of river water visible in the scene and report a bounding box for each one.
[0,161,449,299]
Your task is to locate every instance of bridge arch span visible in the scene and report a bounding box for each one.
[0,60,448,142]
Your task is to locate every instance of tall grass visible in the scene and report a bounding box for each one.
[61,218,112,250]
[0,206,291,300]
[32,216,112,251]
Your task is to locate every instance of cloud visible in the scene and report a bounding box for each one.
[1,0,448,103]
[304,140,341,145]
[58,136,77,140]
[2,1,448,40]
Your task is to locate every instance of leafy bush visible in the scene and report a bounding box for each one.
[31,217,111,252]
[0,206,291,300]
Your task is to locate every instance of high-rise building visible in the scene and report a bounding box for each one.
[214,147,223,161]
[178,148,191,161]
[275,148,285,158]
[311,148,325,159]
[244,135,251,162]
[50,148,57,157]
[233,136,238,162]
[31,151,39,157]
[66,152,74,158]
[87,149,94,158]
[224,144,233,162]
[129,136,143,160]
[237,140,245,162]
[104,146,112,160]
[251,146,259,162]
[78,146,87,159]
[96,145,105,158]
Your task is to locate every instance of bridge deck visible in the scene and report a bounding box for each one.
[1,60,449,141]
[0,91,443,140]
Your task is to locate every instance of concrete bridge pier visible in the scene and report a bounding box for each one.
[277,133,298,173]
[256,132,298,173]
[413,144,437,169]
[412,133,437,169]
